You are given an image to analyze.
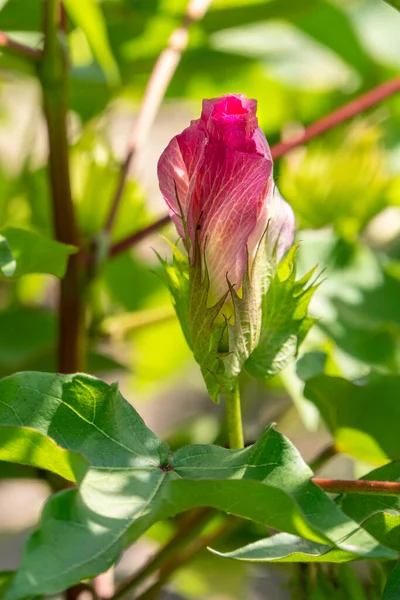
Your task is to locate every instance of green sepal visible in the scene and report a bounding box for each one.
[159,229,317,399]
[246,243,319,380]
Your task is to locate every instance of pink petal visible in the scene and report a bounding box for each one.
[157,123,206,240]
[195,147,273,300]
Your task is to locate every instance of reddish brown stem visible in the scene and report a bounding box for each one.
[40,0,86,375]
[313,478,400,496]
[272,76,400,158]
[109,214,171,258]
[104,0,212,235]
[0,30,42,60]
[108,76,400,259]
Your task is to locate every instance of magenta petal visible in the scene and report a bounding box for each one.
[157,124,206,239]
[198,149,272,300]
[267,186,296,260]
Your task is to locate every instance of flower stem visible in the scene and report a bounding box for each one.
[226,382,244,450]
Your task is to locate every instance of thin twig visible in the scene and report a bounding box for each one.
[104,0,213,234]
[109,215,171,258]
[134,517,235,600]
[112,508,213,600]
[108,75,400,259]
[312,478,400,496]
[272,76,400,158]
[0,30,42,60]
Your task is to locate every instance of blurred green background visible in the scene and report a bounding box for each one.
[1,0,400,598]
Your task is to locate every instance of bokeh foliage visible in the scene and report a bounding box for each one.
[1,0,400,598]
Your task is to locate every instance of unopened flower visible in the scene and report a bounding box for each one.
[158,94,294,300]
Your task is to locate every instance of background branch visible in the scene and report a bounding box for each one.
[104,0,213,235]
[0,30,42,60]
[108,75,400,259]
[39,0,85,377]
[313,478,400,496]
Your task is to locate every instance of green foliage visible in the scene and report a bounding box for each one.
[246,243,318,380]
[383,562,400,600]
[0,372,395,597]
[280,124,390,239]
[0,234,16,277]
[0,228,76,280]
[63,0,120,86]
[303,373,400,463]
[2,0,400,596]
[384,0,400,11]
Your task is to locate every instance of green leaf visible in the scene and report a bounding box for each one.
[304,373,400,462]
[384,0,400,12]
[0,572,14,596]
[246,244,318,380]
[63,0,120,86]
[0,372,394,597]
[383,561,400,600]
[0,228,77,280]
[0,372,169,598]
[0,427,87,483]
[211,533,359,563]
[0,234,16,277]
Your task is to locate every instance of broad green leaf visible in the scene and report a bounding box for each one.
[0,228,77,280]
[0,372,394,598]
[292,1,375,77]
[0,372,169,598]
[0,234,16,277]
[0,427,87,483]
[202,0,319,34]
[384,0,400,11]
[63,0,120,86]
[0,573,14,596]
[0,0,41,32]
[304,373,400,462]
[383,561,400,600]
[211,532,358,563]
[246,244,317,380]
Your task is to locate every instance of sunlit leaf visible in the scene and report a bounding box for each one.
[0,234,16,277]
[304,373,400,462]
[0,372,393,598]
[0,228,76,280]
[63,0,120,86]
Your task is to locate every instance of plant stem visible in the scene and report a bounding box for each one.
[39,0,86,374]
[226,382,244,450]
[272,76,400,159]
[109,215,171,258]
[104,0,213,235]
[309,443,337,473]
[108,75,400,259]
[312,478,400,496]
[0,31,42,60]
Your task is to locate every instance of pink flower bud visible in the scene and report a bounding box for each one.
[157,94,295,299]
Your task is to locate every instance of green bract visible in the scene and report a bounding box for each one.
[160,235,318,401]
